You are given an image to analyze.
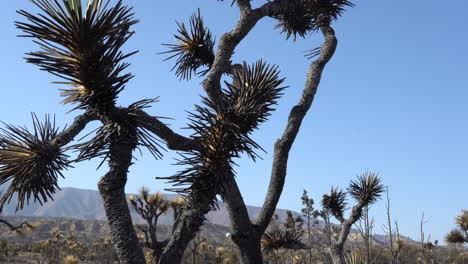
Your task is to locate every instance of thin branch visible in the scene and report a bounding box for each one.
[136,110,199,151]
[0,218,34,232]
[256,20,338,232]
[221,176,257,239]
[337,203,365,246]
[201,4,271,105]
[52,111,98,147]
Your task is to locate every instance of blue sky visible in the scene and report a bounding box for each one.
[0,0,467,243]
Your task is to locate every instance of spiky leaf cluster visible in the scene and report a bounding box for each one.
[75,99,164,164]
[161,60,286,200]
[262,228,305,253]
[16,0,138,114]
[273,0,355,40]
[321,186,347,221]
[162,9,215,80]
[347,172,384,206]
[0,114,70,210]
[456,210,468,232]
[445,229,467,244]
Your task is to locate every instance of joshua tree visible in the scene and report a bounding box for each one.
[0,0,357,263]
[159,0,355,263]
[445,210,468,246]
[318,172,384,264]
[129,187,186,263]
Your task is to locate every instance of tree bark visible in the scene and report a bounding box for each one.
[158,193,212,264]
[328,245,345,264]
[256,21,338,232]
[222,177,263,264]
[233,235,263,264]
[98,137,147,264]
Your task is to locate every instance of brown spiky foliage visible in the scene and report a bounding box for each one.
[445,210,468,245]
[456,210,468,233]
[16,0,138,115]
[273,0,355,40]
[348,171,385,207]
[262,211,306,254]
[160,60,286,201]
[262,226,306,253]
[162,9,215,80]
[75,99,164,163]
[445,229,466,244]
[0,114,70,210]
[322,187,347,221]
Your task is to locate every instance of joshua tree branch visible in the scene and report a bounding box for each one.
[136,110,199,151]
[256,22,338,232]
[52,111,97,147]
[337,204,365,246]
[222,176,257,237]
[236,0,252,12]
[202,5,270,105]
[0,218,34,231]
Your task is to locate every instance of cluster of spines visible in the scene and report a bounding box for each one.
[160,60,286,203]
[273,0,355,40]
[16,0,139,115]
[162,9,215,80]
[0,114,70,210]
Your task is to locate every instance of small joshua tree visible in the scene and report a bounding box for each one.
[0,0,357,263]
[318,172,384,264]
[445,210,468,246]
[129,188,185,263]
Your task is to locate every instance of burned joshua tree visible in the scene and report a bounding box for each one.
[0,0,356,263]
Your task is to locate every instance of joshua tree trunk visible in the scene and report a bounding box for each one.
[98,137,147,264]
[158,193,213,264]
[234,236,263,264]
[328,245,345,264]
[221,15,338,264]
[222,177,263,264]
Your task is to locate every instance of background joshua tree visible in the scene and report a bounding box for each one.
[445,210,468,246]
[128,187,186,263]
[0,0,356,263]
[317,172,384,264]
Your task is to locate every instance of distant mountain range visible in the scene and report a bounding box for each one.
[0,186,417,246]
[0,186,302,226]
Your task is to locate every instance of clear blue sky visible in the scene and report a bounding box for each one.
[0,0,466,243]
